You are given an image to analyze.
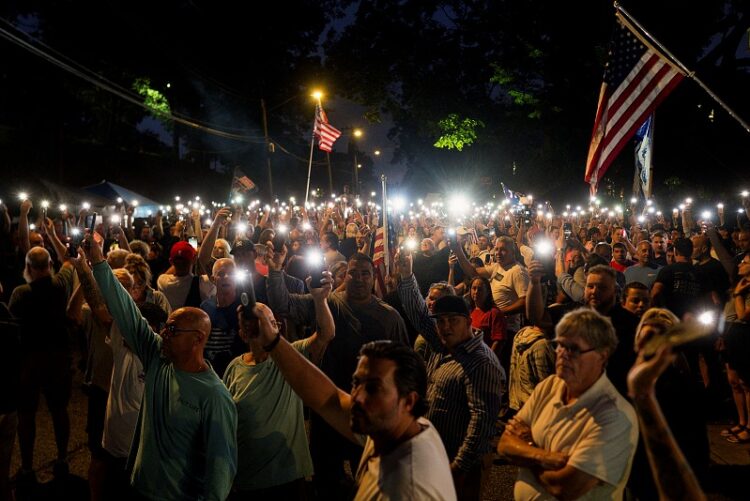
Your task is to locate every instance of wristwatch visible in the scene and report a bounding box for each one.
[263,332,282,352]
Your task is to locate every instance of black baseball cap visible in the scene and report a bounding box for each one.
[230,240,256,255]
[429,295,470,318]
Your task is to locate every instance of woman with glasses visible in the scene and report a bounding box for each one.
[498,308,638,500]
[124,253,171,315]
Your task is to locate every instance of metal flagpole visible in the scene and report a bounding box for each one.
[304,133,315,209]
[615,1,750,135]
[304,101,320,209]
[381,175,389,276]
[646,113,654,199]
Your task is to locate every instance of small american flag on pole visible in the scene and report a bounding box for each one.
[314,104,342,153]
[584,13,684,195]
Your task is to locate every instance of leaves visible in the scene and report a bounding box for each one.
[433,113,484,151]
[132,77,171,125]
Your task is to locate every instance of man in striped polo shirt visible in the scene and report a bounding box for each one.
[397,251,504,501]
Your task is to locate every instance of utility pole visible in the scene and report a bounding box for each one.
[260,98,273,197]
[326,153,333,195]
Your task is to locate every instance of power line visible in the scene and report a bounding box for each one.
[0,18,266,142]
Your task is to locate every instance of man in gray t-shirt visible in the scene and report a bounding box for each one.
[624,241,661,289]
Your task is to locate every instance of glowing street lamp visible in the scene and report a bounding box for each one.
[311,90,324,101]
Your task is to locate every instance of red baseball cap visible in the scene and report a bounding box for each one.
[170,241,197,261]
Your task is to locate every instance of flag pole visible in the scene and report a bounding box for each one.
[381,174,389,276]
[615,1,750,135]
[646,113,654,199]
[304,100,320,209]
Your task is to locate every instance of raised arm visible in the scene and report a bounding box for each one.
[265,244,316,325]
[43,217,71,265]
[85,237,160,370]
[526,260,546,327]
[306,272,336,365]
[628,346,706,501]
[19,199,33,255]
[198,208,230,275]
[244,302,356,443]
[396,251,443,353]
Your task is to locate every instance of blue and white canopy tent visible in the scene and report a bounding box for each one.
[84,180,163,217]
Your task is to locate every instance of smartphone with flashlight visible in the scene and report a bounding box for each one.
[307,251,325,289]
[68,229,84,258]
[235,269,256,314]
[642,310,723,359]
[563,222,572,239]
[272,233,286,253]
[188,236,198,250]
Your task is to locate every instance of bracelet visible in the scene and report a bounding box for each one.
[263,332,282,352]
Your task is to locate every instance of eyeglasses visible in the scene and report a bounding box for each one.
[161,324,203,338]
[550,339,597,358]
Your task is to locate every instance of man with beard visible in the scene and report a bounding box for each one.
[246,303,456,500]
[87,236,237,500]
[498,308,638,500]
[266,248,408,499]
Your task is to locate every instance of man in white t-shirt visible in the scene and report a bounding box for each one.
[249,302,456,501]
[157,241,215,310]
[497,308,638,500]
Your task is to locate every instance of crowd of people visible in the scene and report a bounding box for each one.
[1,187,749,500]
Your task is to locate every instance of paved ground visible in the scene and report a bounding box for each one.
[9,366,750,500]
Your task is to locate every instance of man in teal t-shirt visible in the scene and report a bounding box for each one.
[223,271,336,496]
[87,239,237,501]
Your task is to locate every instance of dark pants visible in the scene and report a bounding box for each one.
[310,413,362,501]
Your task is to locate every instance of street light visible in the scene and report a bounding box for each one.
[311,90,323,101]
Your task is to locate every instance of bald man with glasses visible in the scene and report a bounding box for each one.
[83,236,237,501]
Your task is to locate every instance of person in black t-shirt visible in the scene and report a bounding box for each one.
[651,238,717,319]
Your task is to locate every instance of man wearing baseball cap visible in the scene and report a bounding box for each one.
[157,240,215,310]
[397,251,504,500]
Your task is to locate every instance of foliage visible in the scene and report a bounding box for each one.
[433,114,484,151]
[132,77,171,125]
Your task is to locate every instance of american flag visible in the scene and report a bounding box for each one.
[314,104,342,153]
[585,14,684,195]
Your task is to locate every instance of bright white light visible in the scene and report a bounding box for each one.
[71,228,81,236]
[41,200,50,209]
[672,208,678,214]
[534,239,553,257]
[116,197,123,203]
[609,211,616,217]
[18,192,28,201]
[615,205,622,213]
[646,199,653,206]
[742,190,749,197]
[717,203,724,209]
[739,208,745,214]
[236,222,247,233]
[166,205,171,211]
[195,196,200,201]
[175,196,181,201]
[29,223,36,230]
[110,215,120,224]
[448,194,469,215]
[685,197,693,205]
[132,200,139,206]
[701,210,711,220]
[647,207,655,214]
[562,211,569,217]
[679,204,685,210]
[637,215,645,223]
[698,311,715,326]
[234,269,248,283]
[83,202,91,210]
[235,195,243,203]
[371,191,377,197]
[306,250,323,266]
[656,211,662,216]
[545,212,553,219]
[392,196,407,211]
[59,204,67,212]
[302,222,312,230]
[278,224,288,234]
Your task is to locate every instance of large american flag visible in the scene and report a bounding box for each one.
[585,14,685,195]
[314,104,342,153]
